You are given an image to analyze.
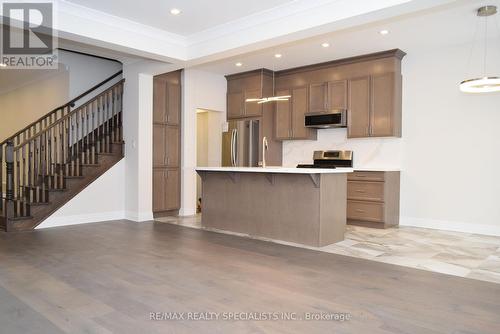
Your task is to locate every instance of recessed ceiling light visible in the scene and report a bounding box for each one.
[170,8,181,15]
[379,29,389,35]
[274,53,282,58]
[321,42,330,48]
[0,63,6,67]
[235,62,243,67]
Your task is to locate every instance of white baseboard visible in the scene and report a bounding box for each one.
[400,216,500,236]
[36,211,126,229]
[125,210,154,222]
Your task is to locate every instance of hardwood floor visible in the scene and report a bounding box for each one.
[0,220,499,334]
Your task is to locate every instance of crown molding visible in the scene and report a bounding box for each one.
[43,0,457,65]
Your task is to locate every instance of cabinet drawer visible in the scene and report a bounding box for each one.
[347,181,384,202]
[348,171,385,182]
[347,201,384,223]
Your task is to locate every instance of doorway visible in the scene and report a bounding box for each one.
[196,109,224,212]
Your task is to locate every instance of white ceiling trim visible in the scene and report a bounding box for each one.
[51,0,459,65]
[56,0,188,62]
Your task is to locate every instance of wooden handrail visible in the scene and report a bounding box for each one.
[1,70,123,146]
[14,79,125,151]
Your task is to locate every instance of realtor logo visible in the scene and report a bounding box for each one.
[1,1,58,69]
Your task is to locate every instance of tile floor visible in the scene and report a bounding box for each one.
[155,215,500,284]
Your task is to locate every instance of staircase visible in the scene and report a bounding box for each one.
[0,71,125,232]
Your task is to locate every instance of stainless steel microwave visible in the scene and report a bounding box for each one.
[304,110,347,129]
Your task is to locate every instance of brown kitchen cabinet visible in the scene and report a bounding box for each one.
[153,70,181,216]
[275,86,316,140]
[226,72,266,119]
[243,89,263,117]
[153,169,180,212]
[275,89,292,140]
[328,80,348,110]
[153,80,180,125]
[348,73,401,138]
[308,82,328,113]
[309,80,348,113]
[227,92,244,119]
[347,171,400,228]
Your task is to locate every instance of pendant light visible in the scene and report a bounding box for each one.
[246,64,291,104]
[460,5,500,93]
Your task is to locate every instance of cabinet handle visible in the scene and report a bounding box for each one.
[355,190,366,193]
[355,175,367,178]
[356,209,365,213]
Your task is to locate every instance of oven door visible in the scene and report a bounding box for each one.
[305,110,347,128]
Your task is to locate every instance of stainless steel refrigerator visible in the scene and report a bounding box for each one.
[222,119,260,167]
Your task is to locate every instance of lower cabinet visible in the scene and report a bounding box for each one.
[347,171,400,228]
[153,169,180,212]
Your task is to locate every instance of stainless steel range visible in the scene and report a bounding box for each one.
[296,150,353,169]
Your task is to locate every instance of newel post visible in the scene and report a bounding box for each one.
[5,140,15,230]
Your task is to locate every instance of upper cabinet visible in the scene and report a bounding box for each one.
[348,76,371,138]
[226,71,270,119]
[153,79,181,125]
[227,92,244,119]
[328,80,348,110]
[309,80,348,113]
[275,87,317,140]
[347,73,401,138]
[227,49,405,140]
[308,83,328,113]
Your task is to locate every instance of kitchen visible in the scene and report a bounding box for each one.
[196,49,403,246]
[151,0,500,287]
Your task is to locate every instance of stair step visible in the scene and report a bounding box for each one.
[10,215,33,221]
[24,185,67,193]
[28,202,51,206]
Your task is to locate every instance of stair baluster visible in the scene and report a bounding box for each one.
[1,75,124,231]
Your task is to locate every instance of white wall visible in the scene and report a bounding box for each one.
[283,42,500,235]
[181,69,227,216]
[37,160,126,229]
[0,51,122,142]
[58,50,123,101]
[0,70,69,141]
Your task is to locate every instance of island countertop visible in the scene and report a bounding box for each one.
[195,166,353,174]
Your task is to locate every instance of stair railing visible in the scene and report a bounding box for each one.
[1,71,124,229]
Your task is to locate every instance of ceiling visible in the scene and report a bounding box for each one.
[195,0,500,75]
[64,0,295,36]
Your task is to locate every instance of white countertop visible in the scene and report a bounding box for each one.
[196,167,353,174]
[354,167,401,172]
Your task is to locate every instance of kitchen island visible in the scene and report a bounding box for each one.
[195,167,353,246]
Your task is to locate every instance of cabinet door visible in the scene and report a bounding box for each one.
[153,126,179,167]
[165,169,180,210]
[291,87,310,139]
[371,73,396,137]
[309,83,327,113]
[348,76,370,138]
[244,89,263,117]
[328,80,348,110]
[227,92,244,119]
[153,124,166,167]
[166,83,180,125]
[275,89,291,140]
[153,79,167,123]
[166,127,179,167]
[152,169,166,212]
